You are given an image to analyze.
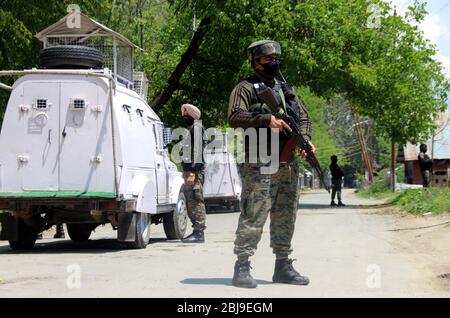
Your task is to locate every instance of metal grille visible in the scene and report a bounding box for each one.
[133,71,148,101]
[163,127,172,146]
[156,123,164,151]
[36,99,47,109]
[46,35,133,84]
[73,99,85,109]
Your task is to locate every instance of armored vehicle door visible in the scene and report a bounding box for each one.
[153,122,169,203]
[21,82,60,191]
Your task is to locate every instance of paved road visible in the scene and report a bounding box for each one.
[0,189,449,297]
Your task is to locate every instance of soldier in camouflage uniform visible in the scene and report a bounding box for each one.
[180,104,207,243]
[418,144,432,188]
[330,155,345,206]
[228,40,314,288]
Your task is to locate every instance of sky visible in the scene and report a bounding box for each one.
[391,0,450,78]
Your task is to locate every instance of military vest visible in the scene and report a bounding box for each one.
[248,79,287,117]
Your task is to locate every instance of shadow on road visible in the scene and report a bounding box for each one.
[298,203,391,210]
[180,278,272,286]
[206,208,239,214]
[0,239,126,254]
[0,236,183,254]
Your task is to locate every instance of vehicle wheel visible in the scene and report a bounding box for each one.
[126,212,151,249]
[67,224,93,242]
[163,192,188,240]
[40,45,104,69]
[8,218,38,251]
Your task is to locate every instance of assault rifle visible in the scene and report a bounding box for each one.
[257,85,330,192]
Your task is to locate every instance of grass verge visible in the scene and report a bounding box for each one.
[391,188,450,214]
[357,182,450,214]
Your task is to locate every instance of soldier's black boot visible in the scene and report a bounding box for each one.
[330,201,337,206]
[182,230,205,243]
[54,224,65,239]
[338,201,346,207]
[232,260,257,288]
[272,258,310,285]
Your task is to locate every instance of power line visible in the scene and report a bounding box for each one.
[316,143,360,152]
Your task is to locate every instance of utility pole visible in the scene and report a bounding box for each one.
[390,8,398,192]
[352,111,374,184]
[391,141,396,191]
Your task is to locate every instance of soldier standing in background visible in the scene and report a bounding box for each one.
[329,155,345,206]
[180,104,207,243]
[418,144,433,188]
[228,40,314,288]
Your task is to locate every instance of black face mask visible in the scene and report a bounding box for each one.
[261,60,281,77]
[183,115,195,126]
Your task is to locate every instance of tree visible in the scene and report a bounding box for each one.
[1,0,447,189]
[348,2,449,190]
[297,87,346,170]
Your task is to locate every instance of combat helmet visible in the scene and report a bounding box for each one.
[246,40,281,61]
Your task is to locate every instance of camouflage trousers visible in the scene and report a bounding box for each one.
[331,178,342,202]
[182,171,206,232]
[421,170,431,188]
[234,162,299,258]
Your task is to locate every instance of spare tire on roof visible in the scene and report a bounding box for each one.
[40,45,104,69]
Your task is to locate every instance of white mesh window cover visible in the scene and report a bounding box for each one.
[133,71,148,100]
[156,124,164,151]
[163,128,172,146]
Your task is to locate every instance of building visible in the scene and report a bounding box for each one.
[404,108,450,187]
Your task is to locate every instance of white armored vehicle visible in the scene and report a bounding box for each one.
[203,133,242,212]
[0,14,187,250]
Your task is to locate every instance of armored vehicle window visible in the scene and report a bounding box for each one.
[35,99,48,109]
[72,99,86,109]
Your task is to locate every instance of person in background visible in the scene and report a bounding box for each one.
[180,104,207,243]
[418,144,432,188]
[330,155,345,206]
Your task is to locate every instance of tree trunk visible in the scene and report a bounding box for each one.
[391,140,396,192]
[352,111,374,184]
[150,17,211,112]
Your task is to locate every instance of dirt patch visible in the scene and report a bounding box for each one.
[346,190,450,294]
[384,210,450,293]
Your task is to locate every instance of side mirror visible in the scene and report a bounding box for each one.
[163,127,173,148]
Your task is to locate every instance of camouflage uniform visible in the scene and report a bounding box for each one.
[181,121,207,232]
[418,151,432,188]
[228,75,311,258]
[230,40,312,288]
[182,170,206,231]
[234,162,299,257]
[330,160,344,204]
